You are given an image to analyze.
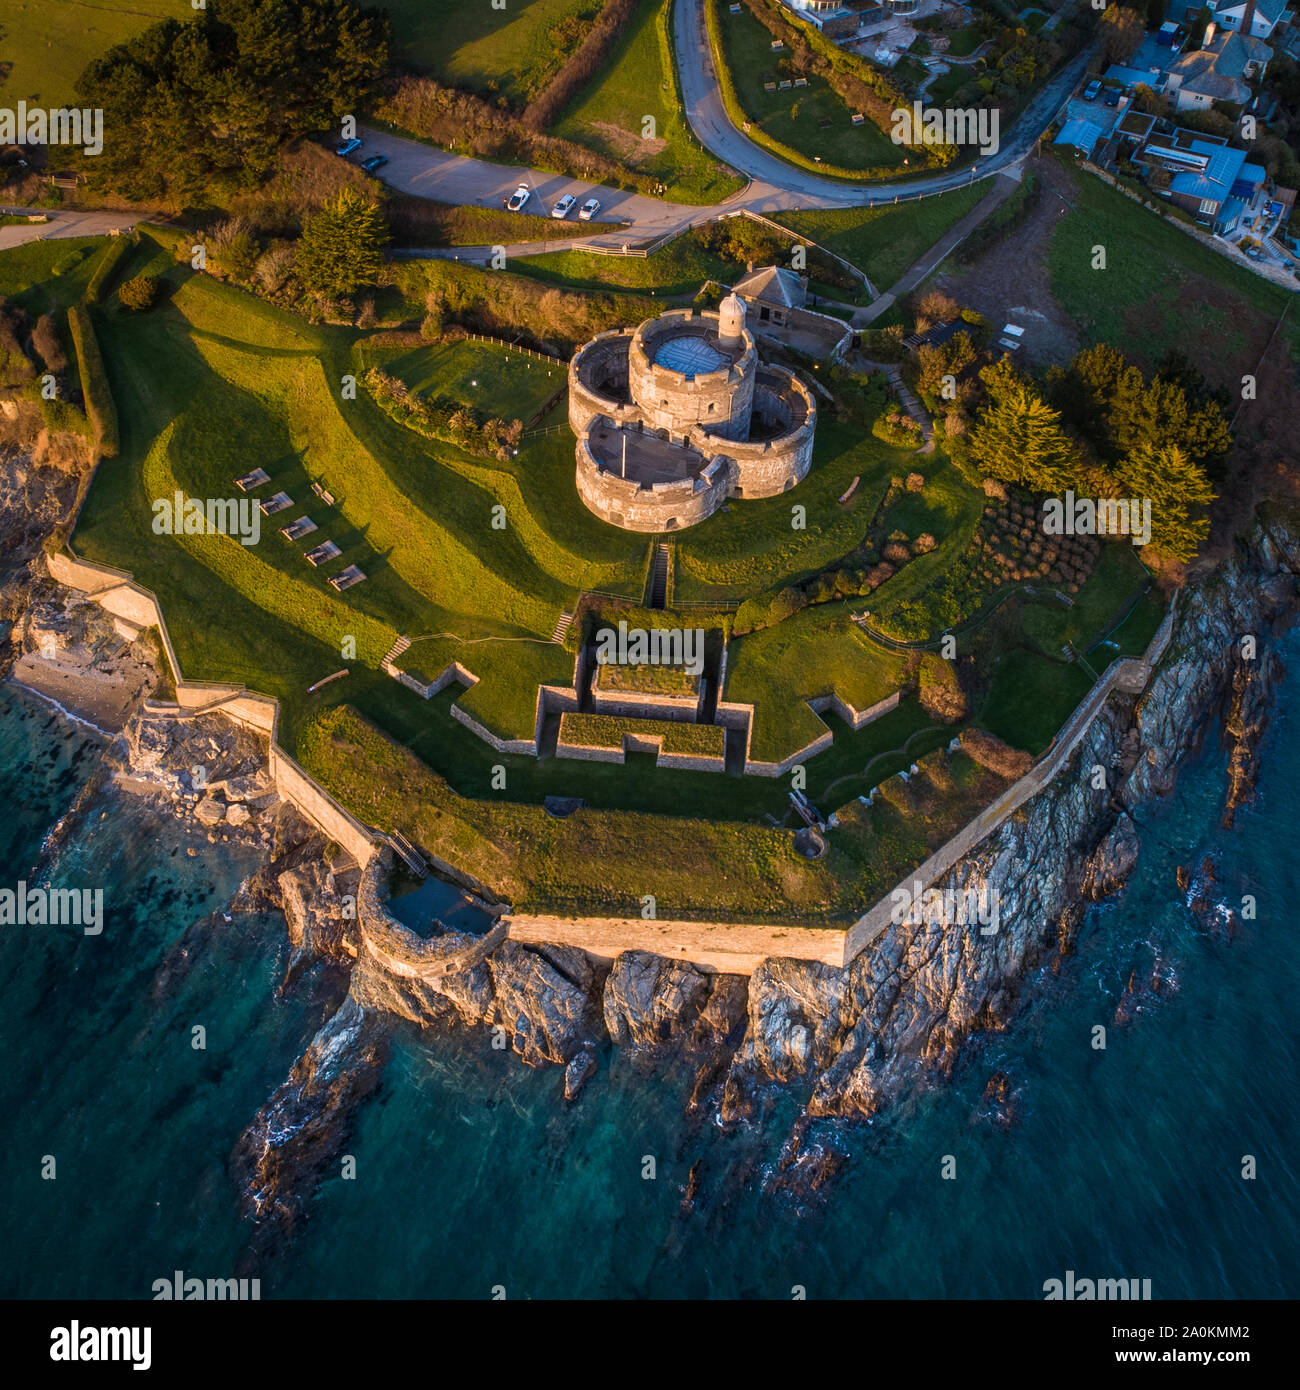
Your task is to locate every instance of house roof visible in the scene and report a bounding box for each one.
[1054,116,1105,156]
[1169,29,1272,102]
[1169,139,1249,202]
[1213,0,1289,25]
[733,265,807,308]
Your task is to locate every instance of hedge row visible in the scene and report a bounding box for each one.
[85,233,137,305]
[558,711,726,757]
[524,0,640,131]
[66,303,119,458]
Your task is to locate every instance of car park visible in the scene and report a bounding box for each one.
[506,184,531,212]
[336,137,362,156]
[551,194,577,219]
[578,198,601,221]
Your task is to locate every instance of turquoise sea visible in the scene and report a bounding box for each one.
[1,636,1297,1300]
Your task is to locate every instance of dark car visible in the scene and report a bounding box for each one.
[1104,88,1121,107]
[361,154,388,173]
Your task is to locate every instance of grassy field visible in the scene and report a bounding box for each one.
[3,0,176,110]
[376,340,564,421]
[673,418,909,604]
[550,0,745,203]
[376,0,601,104]
[384,196,624,248]
[774,181,988,291]
[1047,159,1293,390]
[716,4,903,173]
[725,604,907,763]
[512,235,734,295]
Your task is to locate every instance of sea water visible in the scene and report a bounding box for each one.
[1,635,1297,1298]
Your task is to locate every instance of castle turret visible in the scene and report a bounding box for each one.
[718,292,746,351]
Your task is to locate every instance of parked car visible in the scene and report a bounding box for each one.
[1104,87,1121,107]
[1082,80,1101,101]
[361,154,388,173]
[551,194,577,219]
[506,184,531,212]
[336,137,362,156]
[578,198,602,221]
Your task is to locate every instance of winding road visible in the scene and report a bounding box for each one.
[372,0,1089,258]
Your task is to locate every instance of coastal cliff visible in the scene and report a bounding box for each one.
[263,517,1296,1168]
[7,376,1295,1221]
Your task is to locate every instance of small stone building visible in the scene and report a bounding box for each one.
[568,296,817,533]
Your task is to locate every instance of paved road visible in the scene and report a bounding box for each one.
[369,11,1090,257]
[0,207,138,251]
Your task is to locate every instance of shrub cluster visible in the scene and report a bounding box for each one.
[118,274,162,312]
[363,366,523,459]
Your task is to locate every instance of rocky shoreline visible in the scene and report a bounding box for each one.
[5,410,1296,1226]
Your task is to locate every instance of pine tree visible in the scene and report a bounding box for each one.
[1123,442,1216,562]
[968,360,1082,491]
[295,187,389,301]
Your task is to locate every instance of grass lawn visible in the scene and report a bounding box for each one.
[372,339,565,421]
[5,0,176,110]
[717,4,903,173]
[512,234,733,295]
[384,197,624,248]
[66,234,644,757]
[725,603,907,764]
[774,181,987,290]
[551,0,745,203]
[375,0,601,105]
[1019,542,1153,659]
[1047,159,1292,391]
[978,648,1094,755]
[673,418,906,604]
[946,27,985,58]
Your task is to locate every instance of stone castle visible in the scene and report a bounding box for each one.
[567,295,816,532]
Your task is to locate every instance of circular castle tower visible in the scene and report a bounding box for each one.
[567,296,816,532]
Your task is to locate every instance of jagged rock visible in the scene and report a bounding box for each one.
[1081,813,1139,900]
[211,772,276,803]
[194,796,226,825]
[489,942,591,1067]
[226,804,251,828]
[231,995,389,1245]
[564,1048,596,1101]
[602,951,710,1050]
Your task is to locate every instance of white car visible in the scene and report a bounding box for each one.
[506,184,531,212]
[551,194,577,219]
[578,198,601,221]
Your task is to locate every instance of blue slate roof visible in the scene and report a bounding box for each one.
[1054,117,1105,155]
[1170,141,1249,202]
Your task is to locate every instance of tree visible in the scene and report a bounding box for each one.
[1100,5,1146,64]
[295,186,388,300]
[1050,343,1232,475]
[118,275,162,311]
[1122,442,1216,561]
[75,0,390,202]
[967,359,1082,491]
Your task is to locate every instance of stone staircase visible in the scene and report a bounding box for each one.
[381,634,411,673]
[647,543,670,609]
[551,610,574,643]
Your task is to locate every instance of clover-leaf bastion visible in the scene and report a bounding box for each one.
[568,294,817,532]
